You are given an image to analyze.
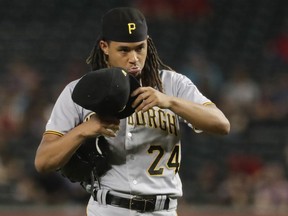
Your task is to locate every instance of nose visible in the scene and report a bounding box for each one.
[129,51,139,63]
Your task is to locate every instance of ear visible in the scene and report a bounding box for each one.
[99,40,109,55]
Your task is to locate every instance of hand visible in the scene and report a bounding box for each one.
[131,87,172,112]
[83,114,120,138]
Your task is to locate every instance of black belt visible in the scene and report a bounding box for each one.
[95,191,170,212]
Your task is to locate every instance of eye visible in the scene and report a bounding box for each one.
[136,46,145,53]
[118,47,130,53]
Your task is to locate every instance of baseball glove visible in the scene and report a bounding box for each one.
[60,136,111,183]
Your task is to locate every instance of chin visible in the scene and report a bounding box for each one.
[129,71,141,78]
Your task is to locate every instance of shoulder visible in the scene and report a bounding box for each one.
[67,79,80,90]
[160,69,192,84]
[160,70,194,96]
[160,69,176,78]
[53,79,81,105]
[61,79,81,95]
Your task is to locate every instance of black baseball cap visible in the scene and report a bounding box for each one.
[72,67,141,119]
[101,7,148,42]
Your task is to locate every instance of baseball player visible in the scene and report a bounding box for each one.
[34,7,230,216]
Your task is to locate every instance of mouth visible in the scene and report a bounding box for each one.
[127,66,141,76]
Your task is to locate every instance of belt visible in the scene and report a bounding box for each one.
[93,189,172,212]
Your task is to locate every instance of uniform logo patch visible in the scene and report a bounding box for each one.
[127,23,136,34]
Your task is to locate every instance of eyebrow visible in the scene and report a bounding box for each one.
[118,42,146,50]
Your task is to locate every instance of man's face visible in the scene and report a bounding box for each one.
[100,39,147,78]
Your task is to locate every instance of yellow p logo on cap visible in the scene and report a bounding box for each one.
[128,23,136,34]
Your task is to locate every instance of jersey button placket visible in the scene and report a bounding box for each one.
[127,132,132,139]
[126,130,135,189]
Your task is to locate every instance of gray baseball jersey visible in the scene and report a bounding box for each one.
[45,69,211,198]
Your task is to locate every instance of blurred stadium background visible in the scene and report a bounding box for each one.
[1,0,288,215]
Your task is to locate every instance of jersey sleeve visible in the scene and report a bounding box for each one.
[173,72,211,105]
[45,81,82,135]
[165,71,213,131]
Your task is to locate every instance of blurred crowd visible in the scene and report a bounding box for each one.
[1,0,288,214]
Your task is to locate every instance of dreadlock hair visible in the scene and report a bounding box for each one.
[86,36,173,93]
[86,36,107,70]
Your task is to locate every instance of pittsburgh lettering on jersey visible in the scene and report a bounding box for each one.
[128,108,178,136]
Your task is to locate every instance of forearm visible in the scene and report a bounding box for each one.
[35,125,88,173]
[35,115,119,173]
[169,97,230,135]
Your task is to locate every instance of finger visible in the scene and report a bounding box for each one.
[132,93,145,108]
[131,86,145,97]
[132,89,152,108]
[102,122,119,131]
[108,124,120,132]
[101,127,117,137]
[135,97,150,112]
[135,99,156,113]
[134,101,144,112]
[142,98,157,112]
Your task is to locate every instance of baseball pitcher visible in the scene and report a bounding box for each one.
[34,7,230,216]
